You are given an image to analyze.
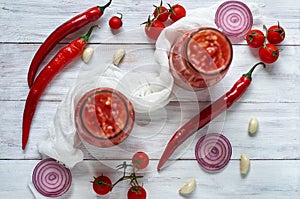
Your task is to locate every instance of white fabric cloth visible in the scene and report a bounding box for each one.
[37,3,262,169]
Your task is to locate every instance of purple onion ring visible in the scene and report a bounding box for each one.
[195,133,232,172]
[32,158,72,197]
[215,1,253,38]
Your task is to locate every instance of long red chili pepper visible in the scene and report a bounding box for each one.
[27,0,112,88]
[157,62,266,171]
[22,26,98,150]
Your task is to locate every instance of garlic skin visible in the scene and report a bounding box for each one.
[240,154,250,175]
[248,117,259,135]
[82,47,94,63]
[113,48,125,66]
[178,178,196,195]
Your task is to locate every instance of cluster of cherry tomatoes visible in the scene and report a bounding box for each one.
[143,0,186,40]
[108,1,186,39]
[246,22,285,64]
[91,152,149,199]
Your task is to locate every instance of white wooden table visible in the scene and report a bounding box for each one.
[0,0,299,198]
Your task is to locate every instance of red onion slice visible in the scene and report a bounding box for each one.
[32,158,72,197]
[215,1,253,38]
[195,133,232,172]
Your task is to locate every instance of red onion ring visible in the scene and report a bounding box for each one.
[32,158,72,197]
[215,1,253,38]
[195,133,232,172]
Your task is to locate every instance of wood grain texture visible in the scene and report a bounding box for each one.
[0,0,299,198]
[0,0,299,44]
[0,44,299,102]
[0,160,299,199]
[1,100,299,160]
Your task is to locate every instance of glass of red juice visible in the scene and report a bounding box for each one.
[169,27,233,90]
[75,87,135,148]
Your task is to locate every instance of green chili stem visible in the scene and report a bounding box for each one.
[98,0,112,13]
[81,25,99,42]
[243,62,266,79]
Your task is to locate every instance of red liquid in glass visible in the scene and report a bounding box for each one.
[169,28,233,90]
[75,88,135,148]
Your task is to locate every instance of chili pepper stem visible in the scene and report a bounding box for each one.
[243,62,266,79]
[98,0,112,13]
[80,25,99,42]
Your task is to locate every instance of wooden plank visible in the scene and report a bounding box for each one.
[0,44,299,102]
[0,160,299,198]
[0,0,299,44]
[1,100,299,160]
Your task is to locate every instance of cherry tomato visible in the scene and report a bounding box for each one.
[169,4,186,22]
[132,152,150,170]
[92,175,112,195]
[259,44,280,64]
[144,18,165,40]
[153,1,169,22]
[127,186,147,199]
[267,22,285,44]
[109,13,123,30]
[245,29,265,48]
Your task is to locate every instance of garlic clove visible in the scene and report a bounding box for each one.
[113,48,125,66]
[248,116,259,135]
[82,47,94,63]
[240,154,250,175]
[178,178,196,195]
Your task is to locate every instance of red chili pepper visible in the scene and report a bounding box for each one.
[157,62,266,171]
[27,0,112,88]
[22,26,98,150]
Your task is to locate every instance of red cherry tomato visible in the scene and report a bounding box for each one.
[169,4,186,22]
[127,186,147,199]
[92,175,112,195]
[153,1,169,22]
[144,18,165,40]
[132,152,149,170]
[267,23,285,44]
[245,29,265,48]
[259,44,280,64]
[109,13,123,30]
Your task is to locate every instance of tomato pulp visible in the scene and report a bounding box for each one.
[169,27,233,90]
[75,88,135,148]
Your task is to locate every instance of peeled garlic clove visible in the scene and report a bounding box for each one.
[178,178,196,195]
[240,154,250,175]
[113,48,125,66]
[82,47,94,63]
[248,117,259,135]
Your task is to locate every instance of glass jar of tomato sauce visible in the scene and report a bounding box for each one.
[75,87,135,148]
[169,27,233,90]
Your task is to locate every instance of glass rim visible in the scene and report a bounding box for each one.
[184,27,233,76]
[76,88,133,142]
